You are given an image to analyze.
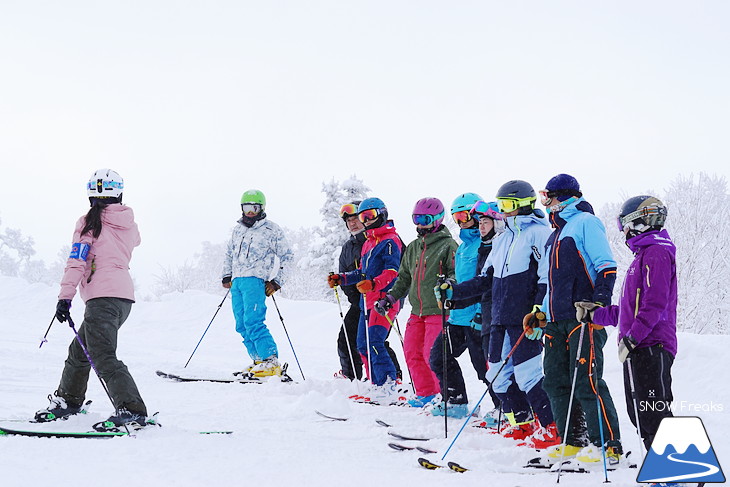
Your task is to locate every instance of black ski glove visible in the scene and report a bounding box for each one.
[55,299,72,323]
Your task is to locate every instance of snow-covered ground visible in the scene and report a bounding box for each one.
[0,275,727,486]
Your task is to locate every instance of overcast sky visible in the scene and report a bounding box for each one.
[1,1,729,293]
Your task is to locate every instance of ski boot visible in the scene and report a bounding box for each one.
[501,420,537,441]
[250,356,282,378]
[93,409,158,432]
[525,444,583,469]
[238,360,262,376]
[406,394,438,408]
[34,391,90,422]
[430,402,470,419]
[525,422,561,449]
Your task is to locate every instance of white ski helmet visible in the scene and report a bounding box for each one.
[87,169,124,199]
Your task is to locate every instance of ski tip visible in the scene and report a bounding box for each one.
[314,410,348,421]
[375,419,392,428]
[388,442,413,451]
[417,457,443,470]
[447,461,468,473]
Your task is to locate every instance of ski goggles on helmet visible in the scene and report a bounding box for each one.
[241,203,262,214]
[339,203,359,219]
[451,210,473,224]
[412,214,438,226]
[496,197,534,213]
[539,190,557,206]
[617,206,666,232]
[358,208,381,223]
[470,200,503,220]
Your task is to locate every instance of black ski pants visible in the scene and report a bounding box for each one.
[58,297,147,415]
[624,344,674,451]
[430,324,486,405]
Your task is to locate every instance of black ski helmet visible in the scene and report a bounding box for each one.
[495,180,537,214]
[618,195,667,237]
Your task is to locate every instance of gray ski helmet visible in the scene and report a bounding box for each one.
[496,180,536,200]
[618,195,667,234]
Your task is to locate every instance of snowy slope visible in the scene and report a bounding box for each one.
[0,276,728,487]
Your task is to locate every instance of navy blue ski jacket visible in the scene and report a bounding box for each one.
[542,198,617,322]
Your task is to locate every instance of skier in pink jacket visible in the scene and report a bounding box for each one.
[35,169,149,431]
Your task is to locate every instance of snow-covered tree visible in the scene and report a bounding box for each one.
[0,217,37,278]
[597,172,730,335]
[151,241,226,298]
[296,176,370,302]
[664,173,730,334]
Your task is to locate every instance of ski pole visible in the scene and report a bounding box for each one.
[184,290,229,368]
[557,321,587,483]
[441,328,527,460]
[67,315,131,436]
[383,314,415,394]
[626,356,645,460]
[589,326,610,483]
[439,281,449,439]
[270,294,305,380]
[332,279,360,392]
[39,315,56,348]
[362,292,374,385]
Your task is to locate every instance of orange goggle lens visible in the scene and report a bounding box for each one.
[339,203,358,219]
[358,208,380,222]
[452,210,472,224]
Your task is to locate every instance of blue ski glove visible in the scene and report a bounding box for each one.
[55,299,72,323]
[374,294,397,316]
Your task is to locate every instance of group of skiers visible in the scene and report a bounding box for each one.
[34,168,679,479]
[327,174,678,473]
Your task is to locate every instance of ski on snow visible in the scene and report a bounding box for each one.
[417,457,468,472]
[387,443,436,454]
[0,425,233,438]
[387,430,431,442]
[314,410,348,422]
[156,367,294,384]
[0,426,128,439]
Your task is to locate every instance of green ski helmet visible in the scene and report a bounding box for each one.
[241,189,266,211]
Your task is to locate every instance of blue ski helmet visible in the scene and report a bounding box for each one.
[358,197,388,227]
[544,174,582,202]
[358,197,386,213]
[450,192,483,214]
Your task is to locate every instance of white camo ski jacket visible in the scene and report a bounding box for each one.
[222,217,293,285]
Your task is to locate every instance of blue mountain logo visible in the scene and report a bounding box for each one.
[637,416,725,483]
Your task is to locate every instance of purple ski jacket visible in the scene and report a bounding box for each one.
[592,229,678,357]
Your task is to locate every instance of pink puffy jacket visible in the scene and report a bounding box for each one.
[59,204,141,302]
